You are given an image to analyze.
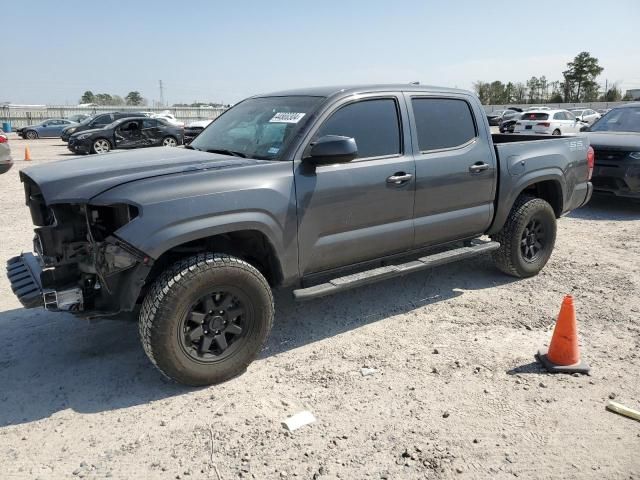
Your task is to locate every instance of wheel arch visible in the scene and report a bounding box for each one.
[488,172,565,235]
[140,228,285,302]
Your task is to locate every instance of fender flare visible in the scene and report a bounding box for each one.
[488,169,566,235]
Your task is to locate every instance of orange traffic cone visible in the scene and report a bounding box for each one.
[24,146,31,161]
[535,295,590,374]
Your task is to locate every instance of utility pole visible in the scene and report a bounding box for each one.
[159,80,165,107]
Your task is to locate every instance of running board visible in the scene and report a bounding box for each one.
[293,240,500,301]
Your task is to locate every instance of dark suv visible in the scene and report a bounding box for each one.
[60,112,149,142]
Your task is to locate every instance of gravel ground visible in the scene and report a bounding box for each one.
[0,137,639,479]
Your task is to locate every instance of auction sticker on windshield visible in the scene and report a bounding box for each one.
[269,112,306,123]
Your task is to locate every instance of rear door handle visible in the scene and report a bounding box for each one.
[386,172,413,185]
[469,162,490,173]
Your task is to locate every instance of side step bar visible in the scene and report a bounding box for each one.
[293,240,500,301]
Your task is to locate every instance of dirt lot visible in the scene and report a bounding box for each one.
[0,136,639,479]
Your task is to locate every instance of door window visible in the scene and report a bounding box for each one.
[143,119,158,128]
[411,98,476,151]
[553,112,565,120]
[93,114,112,126]
[314,98,401,159]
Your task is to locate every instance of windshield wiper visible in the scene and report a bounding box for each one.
[205,148,247,158]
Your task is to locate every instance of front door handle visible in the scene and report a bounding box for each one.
[469,162,490,173]
[386,172,413,185]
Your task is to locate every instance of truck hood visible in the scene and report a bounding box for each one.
[586,131,640,150]
[21,147,265,204]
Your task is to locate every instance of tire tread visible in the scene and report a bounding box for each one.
[139,253,273,385]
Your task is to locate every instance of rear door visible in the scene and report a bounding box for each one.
[39,120,58,137]
[405,94,497,247]
[141,119,162,146]
[564,111,581,133]
[51,120,71,136]
[294,94,416,275]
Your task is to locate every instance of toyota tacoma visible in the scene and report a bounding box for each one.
[7,84,593,385]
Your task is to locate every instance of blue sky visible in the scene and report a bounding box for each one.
[3,0,639,105]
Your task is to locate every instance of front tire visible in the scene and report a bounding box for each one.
[92,138,111,154]
[491,195,557,278]
[552,129,561,136]
[25,130,38,140]
[139,253,274,386]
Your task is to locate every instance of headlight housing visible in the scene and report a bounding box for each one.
[67,127,77,134]
[78,133,91,140]
[629,152,640,160]
[87,204,139,241]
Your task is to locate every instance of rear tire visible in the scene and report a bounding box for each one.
[162,136,178,147]
[25,130,38,140]
[552,129,561,136]
[139,253,274,386]
[491,195,557,278]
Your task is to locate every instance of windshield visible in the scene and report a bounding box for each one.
[79,115,96,126]
[590,107,640,133]
[190,96,324,160]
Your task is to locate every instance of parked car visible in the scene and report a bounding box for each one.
[487,110,505,126]
[514,109,587,135]
[151,111,185,127]
[0,129,12,174]
[570,108,601,125]
[498,110,522,133]
[68,113,90,123]
[581,102,640,198]
[524,106,551,111]
[60,112,149,142]
[7,84,592,385]
[68,117,184,154]
[16,119,78,139]
[184,119,214,144]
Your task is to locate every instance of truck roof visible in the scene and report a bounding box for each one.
[254,84,472,99]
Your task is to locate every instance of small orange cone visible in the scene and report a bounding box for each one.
[24,146,31,161]
[535,295,590,374]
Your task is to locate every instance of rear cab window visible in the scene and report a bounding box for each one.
[410,97,477,151]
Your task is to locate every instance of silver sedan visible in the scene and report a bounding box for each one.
[0,129,13,174]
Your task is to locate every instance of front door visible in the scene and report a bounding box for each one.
[405,94,497,247]
[115,120,144,149]
[295,95,416,275]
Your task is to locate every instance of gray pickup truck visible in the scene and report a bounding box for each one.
[7,84,593,385]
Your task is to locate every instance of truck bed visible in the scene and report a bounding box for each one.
[487,132,591,235]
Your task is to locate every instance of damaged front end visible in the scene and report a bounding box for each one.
[6,174,152,318]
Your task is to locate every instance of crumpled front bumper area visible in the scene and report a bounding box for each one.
[6,253,44,308]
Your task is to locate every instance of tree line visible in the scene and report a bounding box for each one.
[79,90,147,106]
[474,52,631,105]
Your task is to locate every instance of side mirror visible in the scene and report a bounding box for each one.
[305,135,358,165]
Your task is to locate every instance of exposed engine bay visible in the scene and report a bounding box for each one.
[10,174,152,317]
